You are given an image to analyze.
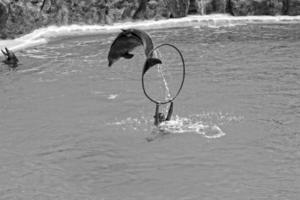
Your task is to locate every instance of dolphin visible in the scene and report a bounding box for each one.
[107,28,154,67]
[1,47,19,69]
[142,57,162,76]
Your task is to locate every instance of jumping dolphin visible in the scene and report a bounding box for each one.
[1,47,19,69]
[107,28,154,67]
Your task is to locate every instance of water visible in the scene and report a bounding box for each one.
[0,16,300,199]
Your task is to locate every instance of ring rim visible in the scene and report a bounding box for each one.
[142,43,185,105]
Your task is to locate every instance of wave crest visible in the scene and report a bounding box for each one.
[1,14,300,53]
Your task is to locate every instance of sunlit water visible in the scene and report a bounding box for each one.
[0,17,299,200]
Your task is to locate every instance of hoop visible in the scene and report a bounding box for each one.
[142,43,185,105]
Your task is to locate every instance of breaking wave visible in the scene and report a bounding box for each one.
[1,14,300,53]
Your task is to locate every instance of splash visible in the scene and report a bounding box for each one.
[108,94,118,100]
[157,115,226,139]
[107,116,150,131]
[1,15,300,53]
[107,112,244,140]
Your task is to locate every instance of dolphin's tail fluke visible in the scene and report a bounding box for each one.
[142,58,162,76]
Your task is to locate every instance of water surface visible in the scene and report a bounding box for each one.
[0,21,299,200]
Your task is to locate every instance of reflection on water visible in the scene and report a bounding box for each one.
[0,22,300,199]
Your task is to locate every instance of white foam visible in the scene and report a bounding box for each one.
[108,94,118,100]
[158,116,226,138]
[107,113,234,139]
[1,14,300,54]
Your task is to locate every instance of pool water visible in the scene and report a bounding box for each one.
[0,20,299,200]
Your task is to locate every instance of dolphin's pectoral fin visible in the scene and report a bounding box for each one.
[5,48,11,56]
[1,49,7,56]
[123,52,134,59]
[142,58,162,75]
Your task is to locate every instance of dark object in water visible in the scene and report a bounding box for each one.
[107,28,154,67]
[154,102,173,127]
[142,57,162,76]
[1,47,19,69]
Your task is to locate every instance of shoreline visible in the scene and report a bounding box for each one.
[1,14,300,53]
[1,0,300,40]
